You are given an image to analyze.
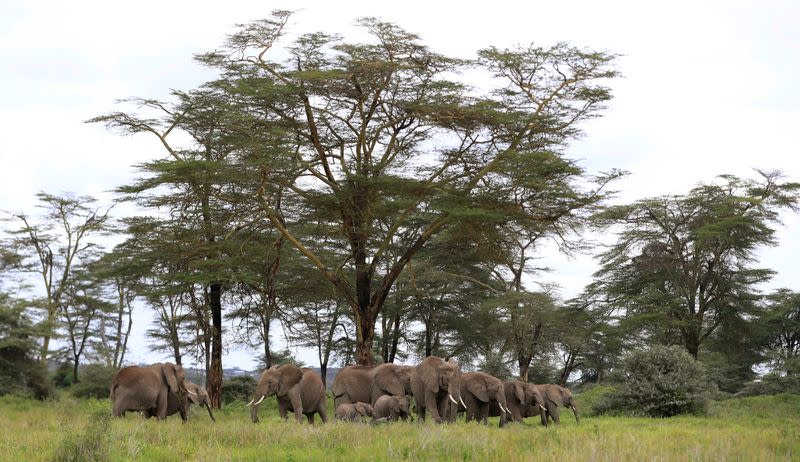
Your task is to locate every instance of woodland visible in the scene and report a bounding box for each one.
[2,11,799,419]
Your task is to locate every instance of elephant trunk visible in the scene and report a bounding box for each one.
[250,394,265,423]
[571,404,580,424]
[205,403,216,422]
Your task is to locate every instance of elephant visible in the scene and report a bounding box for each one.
[534,384,579,424]
[334,402,374,422]
[488,380,547,425]
[373,395,411,422]
[411,356,466,424]
[332,363,415,407]
[248,364,328,424]
[457,371,509,427]
[110,362,189,421]
[143,381,215,422]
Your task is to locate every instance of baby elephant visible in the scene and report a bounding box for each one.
[373,395,411,422]
[335,402,374,422]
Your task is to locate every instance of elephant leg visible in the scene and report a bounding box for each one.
[550,404,560,424]
[425,391,441,423]
[156,390,168,421]
[317,398,328,423]
[479,402,489,425]
[277,399,289,420]
[437,396,450,424]
[112,399,124,417]
[288,391,304,423]
[306,413,314,424]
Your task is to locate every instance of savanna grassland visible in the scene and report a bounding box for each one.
[2,392,798,462]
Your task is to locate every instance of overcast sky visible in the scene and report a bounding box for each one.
[2,0,798,370]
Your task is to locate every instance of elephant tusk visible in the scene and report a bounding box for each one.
[187,390,197,396]
[449,394,457,405]
[540,405,546,411]
[460,397,466,408]
[253,395,266,406]
[246,398,255,406]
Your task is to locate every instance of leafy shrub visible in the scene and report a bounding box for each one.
[595,345,712,417]
[70,364,117,399]
[737,372,800,397]
[574,384,616,417]
[0,296,52,399]
[221,375,257,404]
[52,363,75,388]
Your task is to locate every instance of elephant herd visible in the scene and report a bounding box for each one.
[109,356,579,428]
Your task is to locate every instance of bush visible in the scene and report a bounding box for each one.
[52,363,75,389]
[221,375,257,404]
[595,345,712,417]
[0,296,52,399]
[70,364,117,399]
[737,373,800,397]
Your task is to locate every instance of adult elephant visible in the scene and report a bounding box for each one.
[143,381,215,422]
[488,381,547,425]
[411,356,465,424]
[534,384,579,424]
[332,363,415,407]
[248,364,327,424]
[458,371,509,427]
[110,362,190,421]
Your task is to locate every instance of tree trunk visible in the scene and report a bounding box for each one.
[72,356,80,383]
[355,309,376,365]
[208,282,223,408]
[389,313,401,363]
[518,355,531,382]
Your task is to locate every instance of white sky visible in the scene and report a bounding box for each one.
[1,0,798,370]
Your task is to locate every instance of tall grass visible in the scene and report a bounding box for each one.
[1,394,798,461]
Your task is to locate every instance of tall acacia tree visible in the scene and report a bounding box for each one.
[90,87,246,406]
[197,13,619,364]
[593,171,800,358]
[1,193,111,366]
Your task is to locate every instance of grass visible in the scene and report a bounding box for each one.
[1,393,798,461]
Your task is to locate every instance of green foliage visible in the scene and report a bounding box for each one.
[70,364,117,399]
[596,345,713,417]
[220,375,257,404]
[738,373,800,397]
[0,293,51,399]
[52,363,74,388]
[591,171,800,360]
[574,384,616,417]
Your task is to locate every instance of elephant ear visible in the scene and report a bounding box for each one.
[187,383,200,404]
[278,365,304,397]
[162,363,180,394]
[356,403,373,416]
[418,360,439,394]
[546,386,561,406]
[466,376,490,402]
[513,381,525,405]
[378,369,406,396]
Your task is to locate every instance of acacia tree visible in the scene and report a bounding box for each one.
[1,193,111,366]
[195,13,618,364]
[593,171,800,358]
[90,87,246,406]
[760,289,800,376]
